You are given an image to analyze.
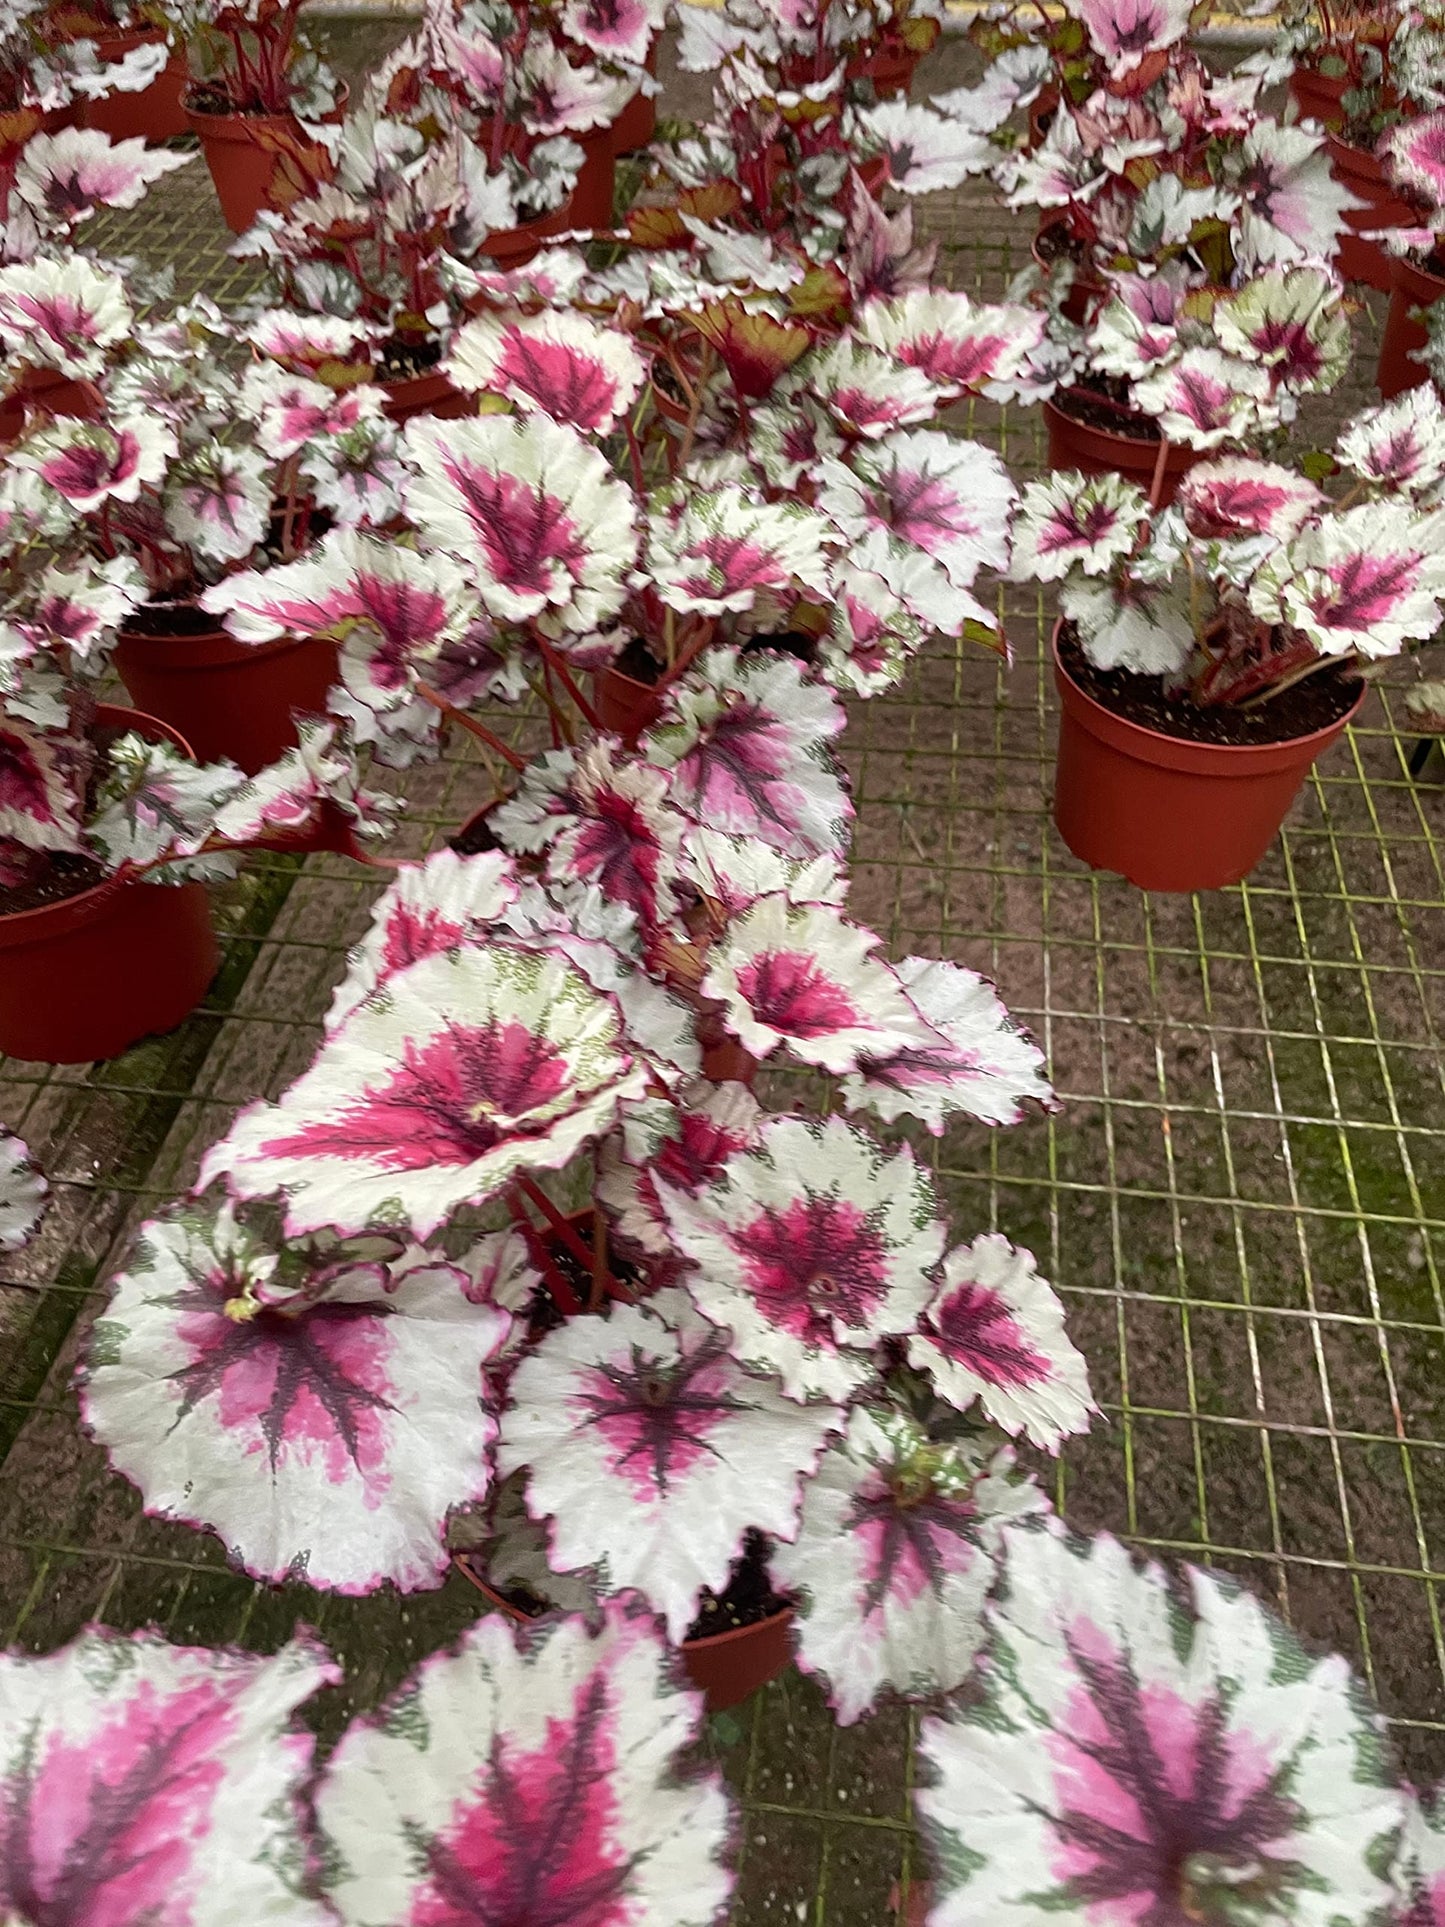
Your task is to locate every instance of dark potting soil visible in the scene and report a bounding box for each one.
[465,1530,791,1637]
[1053,375,1160,442]
[539,1214,643,1312]
[687,1529,791,1638]
[1057,623,1363,748]
[742,631,816,664]
[612,635,666,687]
[446,809,501,856]
[0,719,139,917]
[379,334,444,382]
[122,598,217,641]
[0,849,110,917]
[1034,219,1083,268]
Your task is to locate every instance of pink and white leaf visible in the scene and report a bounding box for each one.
[853,100,995,193]
[404,413,636,633]
[597,1078,762,1259]
[163,441,272,566]
[0,255,131,376]
[854,288,1049,404]
[202,530,475,742]
[0,1129,45,1252]
[0,715,83,854]
[200,944,648,1239]
[908,1234,1094,1449]
[14,413,175,513]
[0,1628,336,1927]
[680,827,846,919]
[87,732,246,870]
[314,1604,733,1927]
[492,738,684,932]
[1176,456,1326,540]
[1248,501,1445,659]
[13,128,190,229]
[701,895,943,1074]
[1336,387,1445,498]
[7,555,145,662]
[642,650,853,859]
[1074,0,1192,66]
[445,310,646,433]
[248,308,375,377]
[209,720,376,849]
[1089,287,1184,385]
[818,563,930,697]
[1010,471,1149,584]
[818,431,1016,611]
[561,0,662,64]
[808,340,945,438]
[325,848,522,1035]
[771,1408,1046,1724]
[499,1289,840,1641]
[1133,347,1277,449]
[659,1115,946,1402]
[1211,266,1351,396]
[1062,572,1196,676]
[916,1523,1406,1927]
[841,955,1053,1130]
[82,1200,512,1593]
[1232,119,1358,272]
[1384,111,1445,215]
[647,488,833,617]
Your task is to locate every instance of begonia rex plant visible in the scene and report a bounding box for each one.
[169,0,342,120]
[81,680,1082,1720]
[1012,384,1445,704]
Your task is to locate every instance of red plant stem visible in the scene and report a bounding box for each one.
[541,656,564,749]
[505,1186,585,1318]
[588,1205,610,1312]
[1147,432,1172,513]
[625,410,648,494]
[414,681,528,770]
[513,1173,599,1278]
[535,636,602,732]
[662,615,718,687]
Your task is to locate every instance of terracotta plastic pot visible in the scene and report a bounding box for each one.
[610,44,658,155]
[1043,394,1195,505]
[451,1554,795,1711]
[1289,63,1348,128]
[1051,625,1367,892]
[564,124,616,230]
[184,85,345,234]
[1378,251,1445,397]
[0,364,102,442]
[114,610,340,775]
[1325,134,1417,292]
[380,364,471,424]
[0,706,218,1062]
[593,662,664,742]
[76,28,188,141]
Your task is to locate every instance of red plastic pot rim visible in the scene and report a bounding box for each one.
[0,704,194,948]
[449,1553,797,1654]
[119,612,312,670]
[1390,251,1445,303]
[1323,131,1392,183]
[181,81,347,137]
[1052,623,1367,778]
[1043,393,1193,468]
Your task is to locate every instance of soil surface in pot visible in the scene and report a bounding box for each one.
[1058,623,1362,747]
[123,597,219,640]
[1034,219,1086,269]
[475,1529,792,1638]
[611,635,666,686]
[1053,374,1160,441]
[378,333,444,381]
[0,717,152,916]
